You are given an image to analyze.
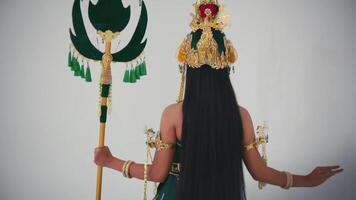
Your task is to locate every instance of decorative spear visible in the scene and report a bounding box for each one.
[67,0,148,199]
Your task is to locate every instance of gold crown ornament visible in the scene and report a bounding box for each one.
[176,0,238,102]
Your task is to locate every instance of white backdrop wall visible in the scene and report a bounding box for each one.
[0,0,355,199]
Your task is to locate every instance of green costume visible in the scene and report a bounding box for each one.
[152,140,181,200]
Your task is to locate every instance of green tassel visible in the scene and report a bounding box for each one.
[135,64,141,80]
[123,69,130,83]
[74,69,81,76]
[74,61,81,76]
[73,58,79,72]
[70,55,74,68]
[70,57,76,71]
[140,61,147,76]
[130,68,136,83]
[80,64,85,78]
[137,63,143,76]
[76,61,81,74]
[67,52,72,67]
[85,66,92,82]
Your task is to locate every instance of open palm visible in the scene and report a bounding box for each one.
[306,165,343,187]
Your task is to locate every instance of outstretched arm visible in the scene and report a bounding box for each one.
[239,106,343,188]
[94,105,178,183]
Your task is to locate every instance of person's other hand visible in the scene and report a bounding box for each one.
[94,146,114,168]
[306,165,343,187]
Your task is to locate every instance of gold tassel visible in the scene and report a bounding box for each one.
[256,121,269,189]
[96,84,102,117]
[108,85,112,115]
[176,64,186,103]
[143,127,155,200]
[143,130,149,200]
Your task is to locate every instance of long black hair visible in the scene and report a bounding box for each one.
[175,64,246,200]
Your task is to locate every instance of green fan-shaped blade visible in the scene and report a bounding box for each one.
[89,0,131,32]
[112,1,148,62]
[69,0,103,61]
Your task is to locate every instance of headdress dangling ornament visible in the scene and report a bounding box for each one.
[176,0,238,102]
[67,0,148,199]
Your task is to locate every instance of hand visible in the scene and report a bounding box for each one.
[305,165,343,187]
[94,146,114,168]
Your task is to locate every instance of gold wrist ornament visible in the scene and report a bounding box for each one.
[243,121,269,189]
[122,160,134,179]
[122,160,128,177]
[281,171,293,189]
[125,160,134,178]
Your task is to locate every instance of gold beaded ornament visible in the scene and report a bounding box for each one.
[243,121,270,189]
[176,0,238,102]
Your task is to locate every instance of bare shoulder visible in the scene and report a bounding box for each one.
[239,105,251,121]
[239,105,253,126]
[162,102,182,118]
[159,103,182,144]
[161,102,182,123]
[238,105,256,144]
[163,103,179,112]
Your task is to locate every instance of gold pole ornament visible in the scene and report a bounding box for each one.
[98,30,119,84]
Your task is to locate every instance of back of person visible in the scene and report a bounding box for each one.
[174,65,246,200]
[94,1,343,199]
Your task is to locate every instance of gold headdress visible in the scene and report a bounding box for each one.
[176,0,238,102]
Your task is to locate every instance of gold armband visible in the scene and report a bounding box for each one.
[244,141,258,151]
[145,128,175,151]
[153,137,175,151]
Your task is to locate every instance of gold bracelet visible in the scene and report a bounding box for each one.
[281,171,293,189]
[288,173,293,189]
[124,161,130,178]
[122,160,129,178]
[125,160,134,179]
[283,171,290,189]
[124,160,134,178]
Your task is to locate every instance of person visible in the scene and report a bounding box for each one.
[94,1,343,199]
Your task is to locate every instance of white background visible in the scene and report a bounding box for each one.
[0,0,355,199]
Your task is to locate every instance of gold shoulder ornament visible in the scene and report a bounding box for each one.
[244,121,269,189]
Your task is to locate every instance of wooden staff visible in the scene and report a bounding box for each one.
[95,30,118,200]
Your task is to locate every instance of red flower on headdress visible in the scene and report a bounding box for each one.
[199,3,218,18]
